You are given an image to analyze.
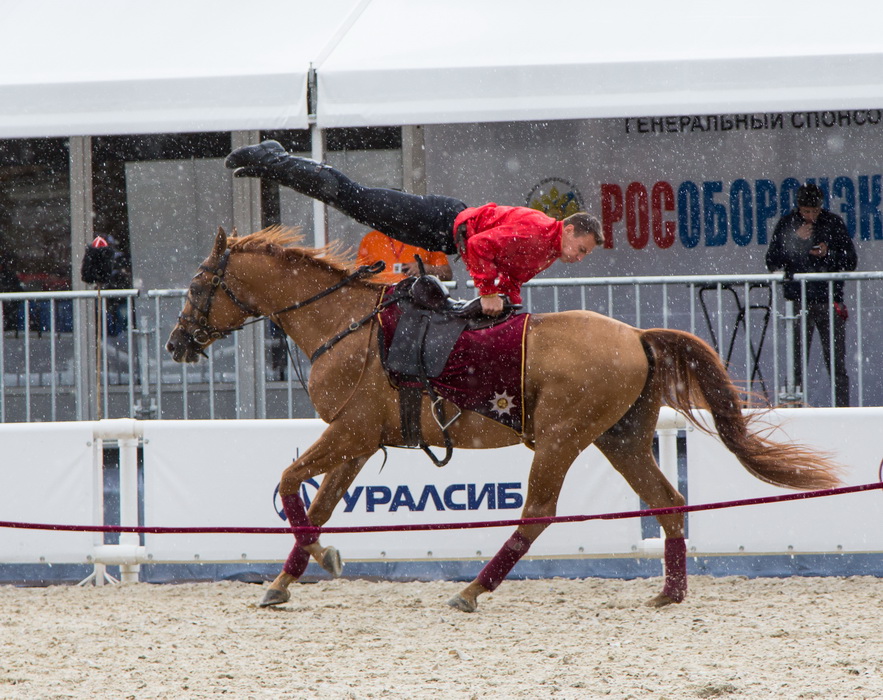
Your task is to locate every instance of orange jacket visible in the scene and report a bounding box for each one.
[357,230,449,283]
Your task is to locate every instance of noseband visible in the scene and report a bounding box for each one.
[176,250,388,356]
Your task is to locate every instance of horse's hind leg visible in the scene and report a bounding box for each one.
[261,452,371,607]
[595,396,687,607]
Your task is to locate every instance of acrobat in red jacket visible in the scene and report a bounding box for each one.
[453,204,562,304]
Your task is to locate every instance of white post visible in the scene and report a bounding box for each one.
[640,408,688,554]
[81,419,146,586]
[657,427,679,492]
[118,435,140,583]
[310,124,327,248]
[785,299,796,396]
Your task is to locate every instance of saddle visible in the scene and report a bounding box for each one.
[381,274,519,466]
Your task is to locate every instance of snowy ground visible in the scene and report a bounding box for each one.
[2,575,882,699]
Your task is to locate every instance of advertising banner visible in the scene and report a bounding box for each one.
[141,419,642,564]
[424,112,883,405]
[425,111,883,279]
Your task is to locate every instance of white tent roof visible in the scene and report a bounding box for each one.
[2,0,883,138]
[316,0,883,127]
[0,0,361,138]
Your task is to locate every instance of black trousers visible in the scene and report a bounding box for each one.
[305,164,468,255]
[793,301,850,407]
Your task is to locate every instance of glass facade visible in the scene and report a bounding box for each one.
[0,138,71,292]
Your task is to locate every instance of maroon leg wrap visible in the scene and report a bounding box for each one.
[476,531,532,592]
[661,536,687,602]
[280,491,318,578]
[281,492,319,546]
[283,545,311,577]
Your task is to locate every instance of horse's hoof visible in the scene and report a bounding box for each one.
[320,547,343,578]
[646,592,679,608]
[447,594,477,613]
[259,588,291,608]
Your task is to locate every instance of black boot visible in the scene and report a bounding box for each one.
[224,140,339,199]
[225,140,310,170]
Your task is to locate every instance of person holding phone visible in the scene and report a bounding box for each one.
[356,229,452,284]
[766,183,857,406]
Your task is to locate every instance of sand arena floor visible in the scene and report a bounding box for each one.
[1,575,882,699]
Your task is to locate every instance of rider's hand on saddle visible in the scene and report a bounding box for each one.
[401,262,421,276]
[480,294,504,316]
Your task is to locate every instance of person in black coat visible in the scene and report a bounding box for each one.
[766,183,858,406]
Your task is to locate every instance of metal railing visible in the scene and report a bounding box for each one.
[2,271,881,422]
[144,289,314,421]
[486,270,883,409]
[0,289,138,422]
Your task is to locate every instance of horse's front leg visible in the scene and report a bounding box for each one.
[448,443,581,613]
[261,451,372,608]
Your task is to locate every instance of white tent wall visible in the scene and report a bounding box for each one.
[5,1,883,139]
[314,0,883,128]
[0,0,364,138]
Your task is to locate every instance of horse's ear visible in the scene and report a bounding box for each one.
[212,227,227,259]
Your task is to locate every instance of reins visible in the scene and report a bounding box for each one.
[180,250,388,357]
[262,259,388,323]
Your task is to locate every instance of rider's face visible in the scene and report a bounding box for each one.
[560,226,597,263]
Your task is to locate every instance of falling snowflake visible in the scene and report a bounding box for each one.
[489,390,515,416]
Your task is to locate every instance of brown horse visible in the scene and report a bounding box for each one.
[166,226,842,611]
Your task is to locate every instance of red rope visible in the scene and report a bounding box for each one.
[1,481,881,537]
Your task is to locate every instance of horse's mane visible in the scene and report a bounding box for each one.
[227,225,367,279]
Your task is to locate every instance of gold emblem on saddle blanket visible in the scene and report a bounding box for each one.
[489,390,515,417]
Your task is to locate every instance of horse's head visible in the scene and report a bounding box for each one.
[166,226,259,363]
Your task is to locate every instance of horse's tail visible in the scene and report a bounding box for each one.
[640,328,843,490]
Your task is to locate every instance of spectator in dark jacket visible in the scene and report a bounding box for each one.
[766,183,857,406]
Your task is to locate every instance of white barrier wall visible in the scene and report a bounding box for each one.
[1,410,881,571]
[0,422,96,563]
[141,420,642,563]
[687,408,883,554]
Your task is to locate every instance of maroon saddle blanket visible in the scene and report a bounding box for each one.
[379,300,529,434]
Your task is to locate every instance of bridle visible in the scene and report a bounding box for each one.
[176,248,391,360]
[176,249,260,351]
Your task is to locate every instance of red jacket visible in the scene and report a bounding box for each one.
[453,204,562,304]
